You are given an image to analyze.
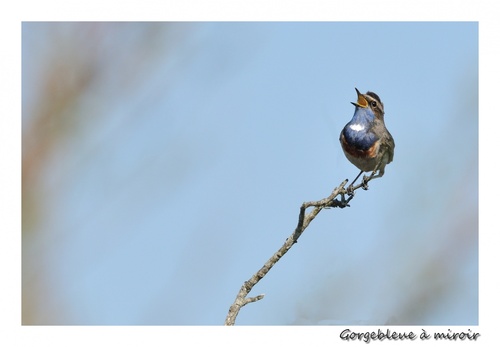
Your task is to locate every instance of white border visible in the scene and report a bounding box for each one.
[2,1,497,346]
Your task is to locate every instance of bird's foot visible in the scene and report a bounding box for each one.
[361,175,370,190]
[346,183,356,196]
[336,191,352,208]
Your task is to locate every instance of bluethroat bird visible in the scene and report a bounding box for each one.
[340,88,395,192]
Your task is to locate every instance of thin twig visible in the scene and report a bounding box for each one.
[224,173,376,325]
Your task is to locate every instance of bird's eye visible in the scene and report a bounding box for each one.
[371,101,377,107]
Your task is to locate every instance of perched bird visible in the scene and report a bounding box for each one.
[339,88,395,189]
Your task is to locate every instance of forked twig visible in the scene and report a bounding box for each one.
[224,172,377,325]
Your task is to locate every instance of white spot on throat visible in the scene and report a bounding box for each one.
[349,123,365,131]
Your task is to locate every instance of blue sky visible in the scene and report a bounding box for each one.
[22,22,477,325]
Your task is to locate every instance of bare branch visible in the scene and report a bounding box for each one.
[225,174,375,325]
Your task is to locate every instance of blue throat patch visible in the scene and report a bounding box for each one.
[343,107,378,150]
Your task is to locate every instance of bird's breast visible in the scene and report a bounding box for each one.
[340,130,379,161]
[341,124,378,151]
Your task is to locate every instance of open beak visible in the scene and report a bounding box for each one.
[351,88,368,108]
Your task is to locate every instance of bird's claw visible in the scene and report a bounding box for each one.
[346,184,355,196]
[361,175,370,190]
[337,192,351,208]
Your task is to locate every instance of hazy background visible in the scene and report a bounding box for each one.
[22,22,478,325]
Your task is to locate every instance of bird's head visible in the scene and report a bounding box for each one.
[351,88,385,118]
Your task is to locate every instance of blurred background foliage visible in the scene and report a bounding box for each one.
[23,22,194,324]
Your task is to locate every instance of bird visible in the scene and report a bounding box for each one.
[339,88,395,190]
